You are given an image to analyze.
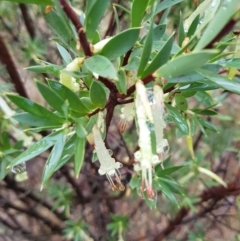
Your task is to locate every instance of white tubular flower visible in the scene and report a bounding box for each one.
[92,125,124,191]
[60,57,84,92]
[135,81,153,122]
[118,102,135,133]
[134,80,159,200]
[152,85,169,157]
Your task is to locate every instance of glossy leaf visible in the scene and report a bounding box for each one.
[116,69,127,94]
[131,0,149,27]
[3,0,52,4]
[187,14,200,38]
[74,137,86,178]
[85,0,110,40]
[36,81,65,114]
[196,69,240,95]
[76,120,88,138]
[81,97,96,111]
[41,132,66,186]
[154,50,218,78]
[137,21,153,77]
[156,0,183,15]
[165,103,189,135]
[56,43,72,64]
[178,12,185,46]
[195,0,239,50]
[13,113,61,127]
[6,94,64,124]
[100,28,140,60]
[195,116,218,132]
[54,134,77,172]
[193,109,217,116]
[156,165,185,176]
[44,10,73,47]
[8,131,63,168]
[143,33,174,77]
[47,80,89,113]
[26,64,62,77]
[84,55,118,80]
[175,94,188,111]
[90,81,107,108]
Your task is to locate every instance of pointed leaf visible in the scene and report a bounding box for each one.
[54,134,77,172]
[137,21,153,77]
[156,0,183,15]
[84,55,118,80]
[143,33,174,77]
[131,0,149,27]
[85,0,110,40]
[36,81,65,114]
[56,43,72,64]
[74,137,86,178]
[8,131,63,168]
[26,64,62,77]
[47,80,89,113]
[154,50,218,78]
[195,0,239,50]
[116,69,127,94]
[90,81,107,108]
[13,113,61,127]
[196,68,240,95]
[100,28,140,60]
[165,103,189,135]
[6,94,64,124]
[41,132,66,186]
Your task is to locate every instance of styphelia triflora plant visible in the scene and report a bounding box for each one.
[4,0,240,207]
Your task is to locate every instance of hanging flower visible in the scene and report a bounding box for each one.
[118,102,135,133]
[92,125,125,191]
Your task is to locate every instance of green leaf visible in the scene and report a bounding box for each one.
[195,0,239,50]
[81,97,96,111]
[36,81,66,115]
[137,21,153,77]
[157,178,179,206]
[56,43,72,64]
[154,50,218,78]
[187,14,200,38]
[84,55,118,80]
[74,137,86,178]
[90,81,107,108]
[76,120,87,138]
[116,69,127,94]
[218,58,240,68]
[192,109,217,116]
[41,132,66,186]
[54,134,77,172]
[100,28,140,60]
[13,113,62,127]
[3,0,52,5]
[165,103,189,135]
[196,69,240,95]
[143,33,174,77]
[129,175,141,189]
[175,94,188,111]
[156,165,185,176]
[195,116,218,132]
[26,64,62,77]
[156,0,183,15]
[44,10,73,47]
[8,131,63,168]
[6,94,64,124]
[131,0,149,27]
[178,12,185,46]
[153,24,166,41]
[85,0,110,41]
[47,80,89,113]
[85,115,98,133]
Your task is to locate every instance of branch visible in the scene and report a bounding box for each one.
[152,168,240,241]
[59,0,92,56]
[19,4,35,39]
[0,34,28,98]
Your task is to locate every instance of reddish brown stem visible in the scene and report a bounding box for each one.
[0,35,28,98]
[59,0,92,56]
